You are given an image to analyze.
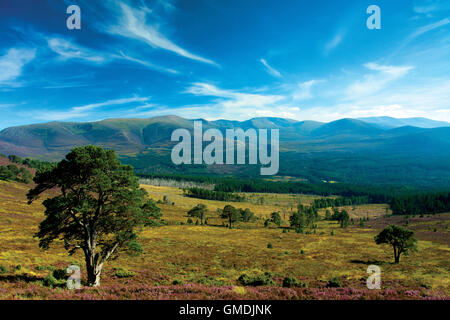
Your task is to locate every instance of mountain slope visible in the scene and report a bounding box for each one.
[1,115,450,188]
[358,116,450,129]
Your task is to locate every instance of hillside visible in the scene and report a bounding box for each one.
[0,180,448,299]
[1,116,450,188]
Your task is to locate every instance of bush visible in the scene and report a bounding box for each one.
[267,243,273,249]
[52,268,67,280]
[43,274,65,288]
[282,276,307,288]
[326,277,342,288]
[172,279,184,285]
[0,265,8,274]
[238,272,274,286]
[114,268,135,278]
[282,276,298,288]
[35,265,56,271]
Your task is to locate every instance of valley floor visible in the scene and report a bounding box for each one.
[0,181,448,300]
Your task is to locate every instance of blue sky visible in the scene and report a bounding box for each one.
[0,0,449,129]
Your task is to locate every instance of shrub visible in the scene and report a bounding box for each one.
[0,265,8,274]
[282,276,299,288]
[267,243,273,249]
[238,272,274,286]
[326,277,342,288]
[43,274,65,288]
[52,268,67,280]
[35,265,56,271]
[300,250,305,255]
[282,276,307,288]
[114,268,135,278]
[172,279,184,285]
[187,218,193,224]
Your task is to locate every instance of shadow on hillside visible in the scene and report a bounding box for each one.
[0,274,44,283]
[350,259,389,265]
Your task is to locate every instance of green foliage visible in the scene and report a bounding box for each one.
[188,203,208,224]
[282,276,307,288]
[390,192,450,216]
[43,274,65,288]
[238,272,274,286]
[326,277,342,288]
[375,225,418,263]
[0,265,8,274]
[114,268,135,278]
[220,205,239,229]
[289,204,319,231]
[267,243,273,249]
[239,208,255,222]
[27,146,162,286]
[184,187,244,202]
[172,279,184,285]
[35,265,56,271]
[270,212,282,226]
[7,155,22,164]
[52,269,67,280]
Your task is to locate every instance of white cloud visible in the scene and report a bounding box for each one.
[117,51,179,74]
[293,80,324,101]
[260,58,282,78]
[0,48,36,84]
[346,62,413,98]
[107,3,217,66]
[48,38,106,63]
[35,96,150,121]
[410,18,450,39]
[186,83,284,109]
[324,32,345,54]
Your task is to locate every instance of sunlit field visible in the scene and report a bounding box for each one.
[0,181,448,299]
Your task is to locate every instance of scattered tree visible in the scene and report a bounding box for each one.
[220,205,239,228]
[374,225,418,263]
[187,204,207,225]
[27,146,162,286]
[270,212,282,226]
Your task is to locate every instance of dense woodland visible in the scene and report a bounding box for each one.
[390,192,450,215]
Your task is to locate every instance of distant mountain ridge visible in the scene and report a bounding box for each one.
[1,115,450,188]
[357,116,450,129]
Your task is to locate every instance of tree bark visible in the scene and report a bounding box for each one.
[85,250,102,286]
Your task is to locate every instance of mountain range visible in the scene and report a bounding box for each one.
[0,115,449,188]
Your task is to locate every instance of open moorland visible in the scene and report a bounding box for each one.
[0,181,448,300]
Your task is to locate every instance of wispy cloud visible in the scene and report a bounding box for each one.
[47,37,106,63]
[45,35,178,74]
[184,82,295,119]
[186,82,283,109]
[293,80,324,101]
[260,58,282,78]
[324,31,345,54]
[0,48,36,85]
[346,62,413,98]
[106,3,217,66]
[35,96,150,121]
[117,51,179,74]
[410,17,450,39]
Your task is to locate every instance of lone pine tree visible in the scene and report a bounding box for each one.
[27,146,162,286]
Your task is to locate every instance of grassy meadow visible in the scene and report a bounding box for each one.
[0,180,448,300]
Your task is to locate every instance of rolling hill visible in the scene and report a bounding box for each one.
[0,115,450,188]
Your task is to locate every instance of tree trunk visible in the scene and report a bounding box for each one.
[85,249,102,287]
[393,246,400,264]
[86,265,102,286]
